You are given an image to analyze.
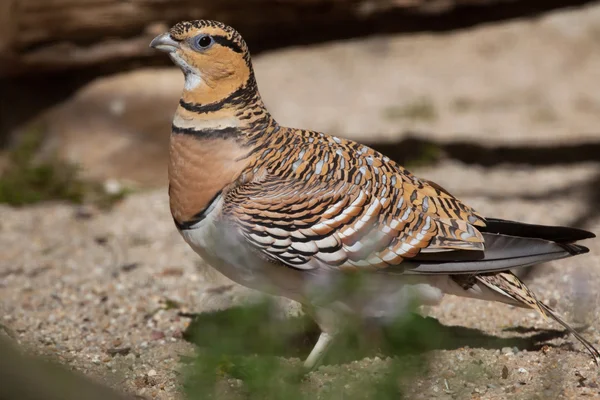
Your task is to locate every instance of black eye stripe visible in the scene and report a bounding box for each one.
[211,35,243,53]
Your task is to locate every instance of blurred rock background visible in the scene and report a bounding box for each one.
[1,0,599,188]
[1,1,600,399]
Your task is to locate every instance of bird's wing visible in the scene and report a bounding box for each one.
[220,164,487,272]
[220,132,589,273]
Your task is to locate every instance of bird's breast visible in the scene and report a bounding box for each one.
[168,132,248,226]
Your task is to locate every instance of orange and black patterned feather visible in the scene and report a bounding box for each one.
[220,128,488,271]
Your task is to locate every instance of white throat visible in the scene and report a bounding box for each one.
[169,52,203,91]
[184,73,202,91]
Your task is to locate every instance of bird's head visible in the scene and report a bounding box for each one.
[150,20,253,100]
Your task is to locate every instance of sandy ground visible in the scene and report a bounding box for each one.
[2,3,600,399]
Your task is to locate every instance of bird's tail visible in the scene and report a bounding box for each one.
[475,272,600,366]
[408,218,594,274]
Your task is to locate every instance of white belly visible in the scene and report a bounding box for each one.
[178,199,309,301]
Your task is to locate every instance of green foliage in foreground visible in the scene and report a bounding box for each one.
[182,299,436,400]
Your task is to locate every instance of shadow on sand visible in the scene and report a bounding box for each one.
[182,307,580,365]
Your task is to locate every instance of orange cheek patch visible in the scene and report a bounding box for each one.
[180,46,251,107]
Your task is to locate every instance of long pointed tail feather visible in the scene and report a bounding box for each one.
[475,272,600,365]
[481,218,596,243]
[538,302,600,366]
[437,219,599,364]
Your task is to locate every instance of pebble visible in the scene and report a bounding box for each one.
[106,346,131,356]
[104,179,122,195]
[148,369,157,377]
[502,347,519,355]
[150,330,165,340]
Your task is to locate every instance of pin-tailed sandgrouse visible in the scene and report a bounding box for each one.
[150,20,598,370]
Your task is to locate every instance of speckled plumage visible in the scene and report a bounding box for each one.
[151,21,599,368]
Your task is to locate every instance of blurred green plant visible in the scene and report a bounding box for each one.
[0,125,129,207]
[182,292,437,400]
[0,125,86,205]
[403,142,443,168]
[383,98,438,122]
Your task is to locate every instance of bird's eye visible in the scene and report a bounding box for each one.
[192,35,213,51]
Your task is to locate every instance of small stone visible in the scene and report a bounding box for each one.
[104,179,122,195]
[501,347,513,355]
[518,367,528,374]
[95,236,109,246]
[148,369,157,377]
[231,379,243,388]
[504,385,517,393]
[73,206,96,220]
[575,370,587,387]
[159,267,184,277]
[442,370,456,379]
[121,263,139,272]
[172,330,183,339]
[134,377,146,389]
[151,331,165,340]
[106,347,131,356]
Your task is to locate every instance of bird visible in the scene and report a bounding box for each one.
[150,20,599,370]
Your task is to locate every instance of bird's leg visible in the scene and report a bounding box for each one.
[303,331,336,370]
[302,303,349,371]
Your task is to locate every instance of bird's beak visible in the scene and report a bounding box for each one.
[149,33,180,53]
